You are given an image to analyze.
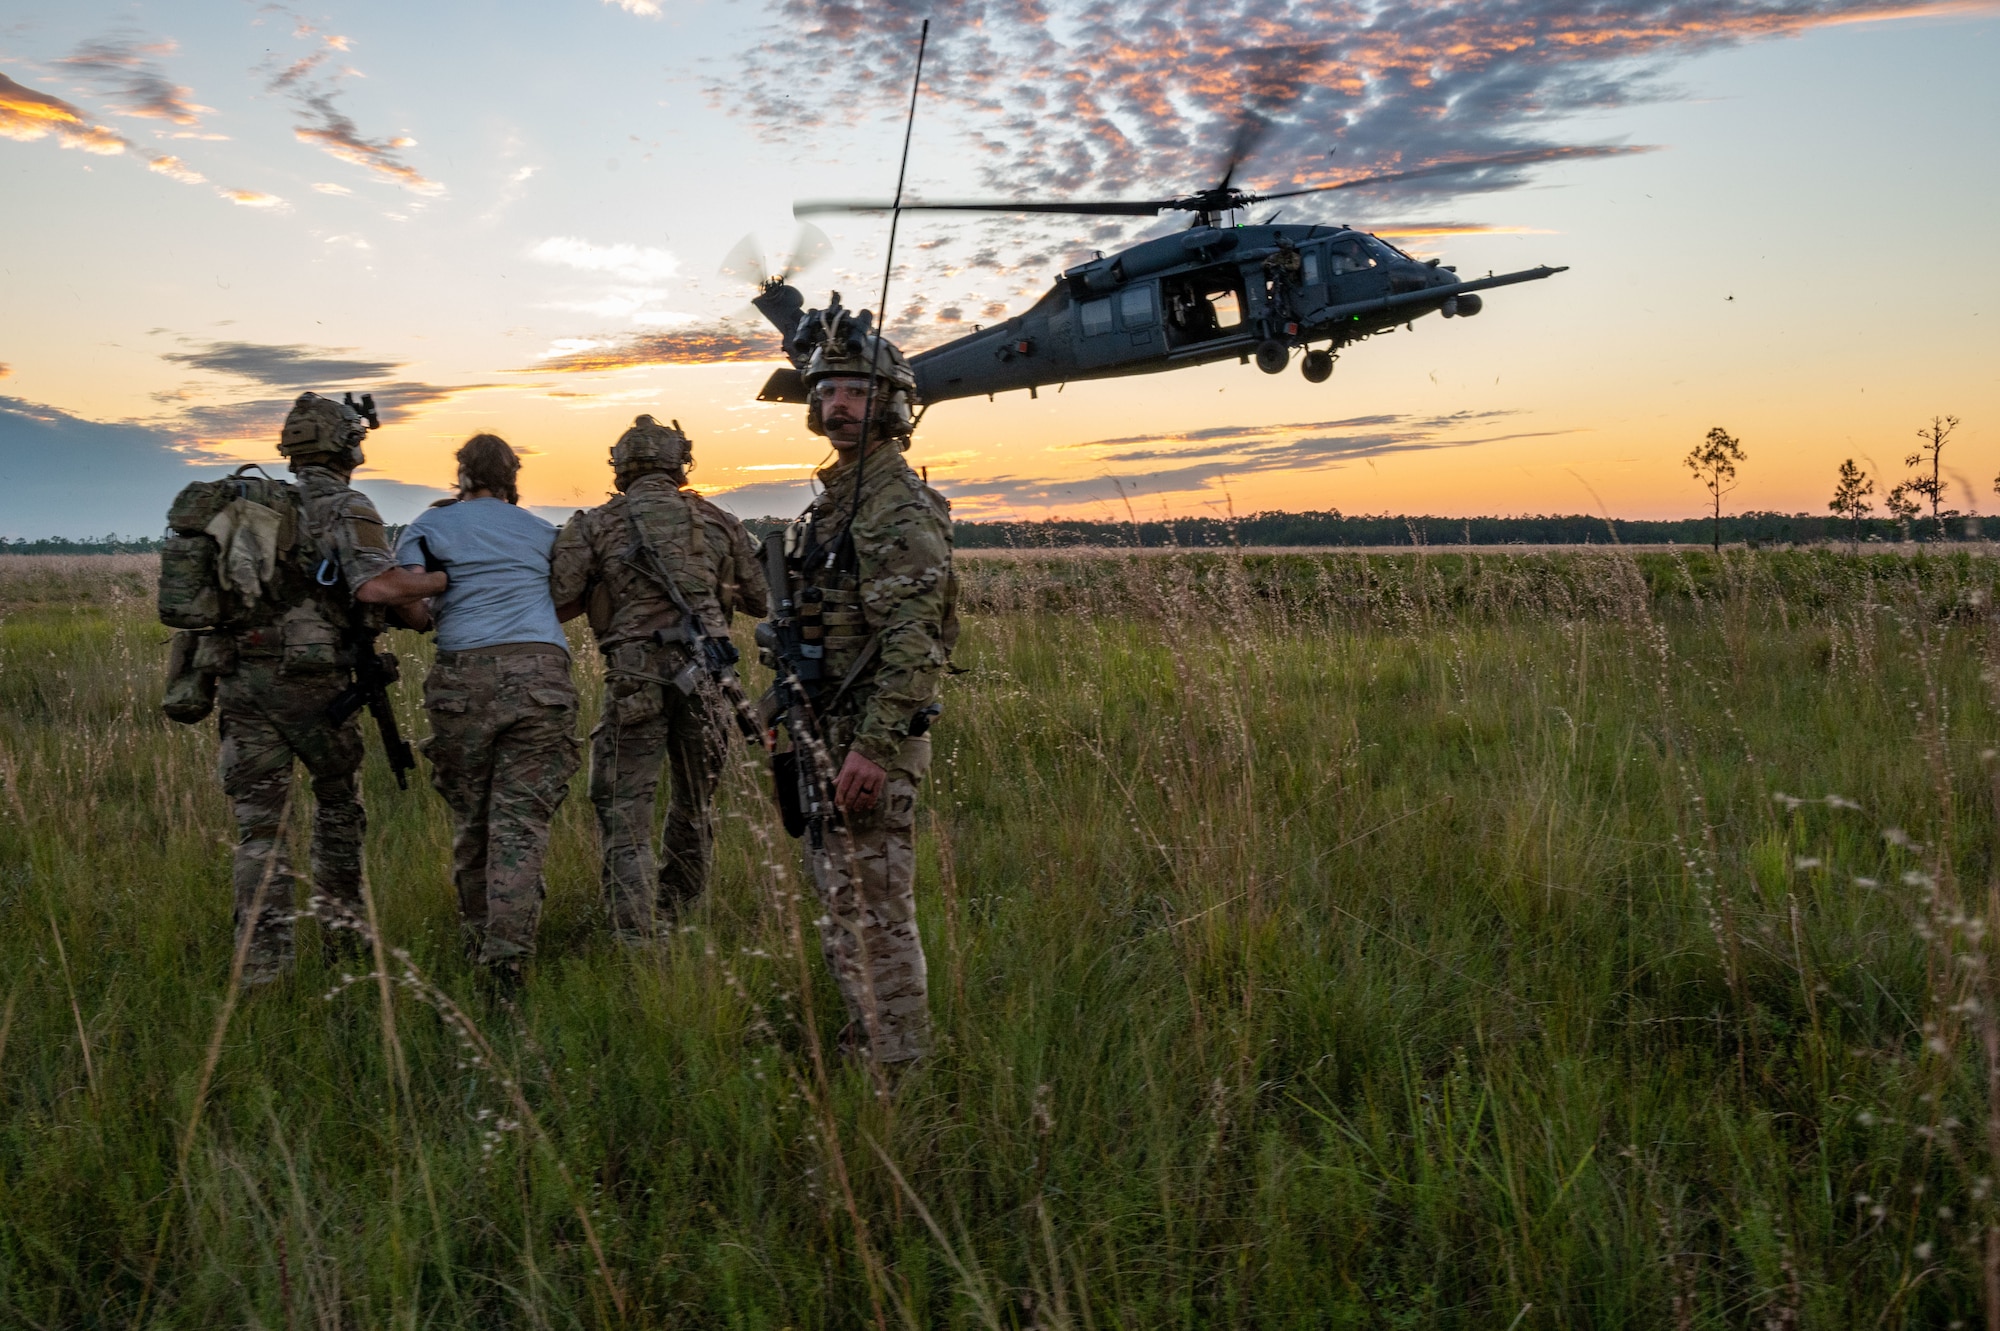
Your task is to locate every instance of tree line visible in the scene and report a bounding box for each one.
[3,414,1973,553]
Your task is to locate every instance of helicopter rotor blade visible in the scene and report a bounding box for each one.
[795,197,1173,218]
[780,221,833,280]
[1248,148,1586,203]
[1215,112,1273,192]
[719,232,772,286]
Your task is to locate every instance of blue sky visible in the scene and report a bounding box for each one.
[2,0,1995,536]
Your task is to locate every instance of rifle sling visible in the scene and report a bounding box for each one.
[623,504,711,646]
[820,630,883,717]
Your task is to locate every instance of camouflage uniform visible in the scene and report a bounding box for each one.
[783,447,956,1062]
[549,437,766,940]
[216,463,396,982]
[420,647,578,962]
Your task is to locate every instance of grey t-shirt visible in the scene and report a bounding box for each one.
[395,497,566,653]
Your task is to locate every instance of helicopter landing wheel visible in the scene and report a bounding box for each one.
[1301,349,1334,383]
[1254,339,1289,375]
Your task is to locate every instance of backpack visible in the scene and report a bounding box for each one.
[157,466,310,630]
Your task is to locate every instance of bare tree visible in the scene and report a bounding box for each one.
[1828,458,1874,544]
[1902,414,1960,539]
[1684,426,1745,554]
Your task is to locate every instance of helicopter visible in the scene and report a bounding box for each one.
[743,133,1567,408]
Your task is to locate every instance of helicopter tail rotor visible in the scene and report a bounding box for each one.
[720,223,834,292]
[779,222,831,281]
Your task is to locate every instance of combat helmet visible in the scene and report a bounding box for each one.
[610,414,692,490]
[796,298,918,440]
[279,392,371,469]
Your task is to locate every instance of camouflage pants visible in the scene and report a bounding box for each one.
[215,662,366,981]
[421,648,580,964]
[805,726,932,1063]
[589,647,728,939]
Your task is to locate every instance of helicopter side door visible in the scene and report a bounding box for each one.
[1161,264,1250,353]
[1073,293,1119,370]
[1074,280,1165,369]
[1118,283,1164,358]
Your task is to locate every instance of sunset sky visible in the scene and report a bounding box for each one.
[2,0,1996,537]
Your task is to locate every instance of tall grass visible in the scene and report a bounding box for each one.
[5,546,2000,1326]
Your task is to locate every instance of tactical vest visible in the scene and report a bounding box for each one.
[784,466,958,710]
[589,481,729,650]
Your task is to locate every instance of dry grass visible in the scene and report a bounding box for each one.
[6,548,2000,1327]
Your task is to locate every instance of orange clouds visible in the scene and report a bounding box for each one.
[532,327,782,372]
[220,188,285,208]
[0,72,130,154]
[146,154,205,184]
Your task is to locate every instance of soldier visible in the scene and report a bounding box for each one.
[217,393,442,984]
[1263,233,1305,320]
[549,416,767,943]
[394,434,579,987]
[768,306,956,1065]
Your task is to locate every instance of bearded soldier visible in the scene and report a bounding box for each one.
[549,416,767,943]
[212,393,442,983]
[764,304,956,1065]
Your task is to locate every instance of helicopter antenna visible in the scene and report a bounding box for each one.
[846,18,929,557]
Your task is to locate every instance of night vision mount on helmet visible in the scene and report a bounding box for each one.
[781,297,919,440]
[612,414,692,485]
[744,117,1568,408]
[279,391,379,469]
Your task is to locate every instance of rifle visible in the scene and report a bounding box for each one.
[327,626,417,789]
[754,530,844,840]
[620,505,768,749]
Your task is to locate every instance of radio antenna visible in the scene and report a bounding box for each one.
[843,18,929,556]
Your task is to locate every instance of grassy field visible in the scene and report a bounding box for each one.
[7,547,2000,1327]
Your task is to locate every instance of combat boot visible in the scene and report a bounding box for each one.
[240,950,294,988]
[479,956,525,1002]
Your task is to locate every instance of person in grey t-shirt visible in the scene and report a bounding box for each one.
[394,434,579,987]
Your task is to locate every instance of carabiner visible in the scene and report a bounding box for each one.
[316,558,339,587]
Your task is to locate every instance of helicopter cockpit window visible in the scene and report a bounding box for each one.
[1080,297,1115,337]
[1327,238,1374,274]
[1359,234,1405,263]
[1118,285,1157,329]
[1301,251,1321,285]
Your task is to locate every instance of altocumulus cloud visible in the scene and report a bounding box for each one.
[715,0,1956,334]
[731,0,1951,200]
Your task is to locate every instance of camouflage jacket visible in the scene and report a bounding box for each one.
[789,447,956,770]
[227,465,395,662]
[548,474,768,656]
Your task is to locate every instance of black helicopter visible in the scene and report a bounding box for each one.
[746,135,1567,407]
